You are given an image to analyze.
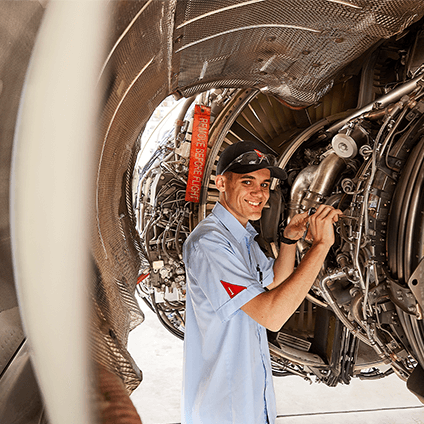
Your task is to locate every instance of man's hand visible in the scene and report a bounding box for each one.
[284,205,342,244]
[283,211,309,241]
[308,204,342,247]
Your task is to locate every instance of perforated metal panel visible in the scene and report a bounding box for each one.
[173,0,424,105]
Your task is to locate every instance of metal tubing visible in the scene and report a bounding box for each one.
[174,95,196,148]
[301,152,346,211]
[268,342,326,369]
[288,165,318,218]
[319,271,375,348]
[350,291,364,325]
[327,73,424,136]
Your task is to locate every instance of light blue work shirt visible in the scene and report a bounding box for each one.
[182,202,277,424]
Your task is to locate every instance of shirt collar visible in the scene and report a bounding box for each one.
[212,202,258,243]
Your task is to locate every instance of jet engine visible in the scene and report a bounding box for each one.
[133,24,424,397]
[2,1,424,422]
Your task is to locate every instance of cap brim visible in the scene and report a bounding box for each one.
[228,163,287,180]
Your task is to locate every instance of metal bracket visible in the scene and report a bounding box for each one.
[407,257,424,320]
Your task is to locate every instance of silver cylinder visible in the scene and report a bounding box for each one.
[288,165,317,219]
[300,152,346,211]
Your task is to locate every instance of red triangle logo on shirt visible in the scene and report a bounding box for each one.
[220,280,246,299]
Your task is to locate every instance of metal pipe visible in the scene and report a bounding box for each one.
[378,101,409,160]
[319,270,376,348]
[161,161,187,185]
[305,293,329,309]
[326,72,424,136]
[353,112,389,290]
[288,165,317,219]
[136,168,156,233]
[161,213,177,260]
[268,342,326,369]
[300,152,346,211]
[350,291,364,325]
[175,209,187,259]
[174,96,196,145]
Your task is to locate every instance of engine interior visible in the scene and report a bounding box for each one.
[133,24,424,391]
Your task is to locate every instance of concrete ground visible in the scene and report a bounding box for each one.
[128,303,424,424]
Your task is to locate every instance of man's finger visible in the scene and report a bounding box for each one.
[314,205,342,218]
[309,205,335,221]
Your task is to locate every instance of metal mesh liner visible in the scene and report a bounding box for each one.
[94,0,424,394]
[173,0,424,105]
[91,268,143,393]
[93,0,177,393]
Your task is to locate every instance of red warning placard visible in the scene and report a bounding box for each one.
[185,105,211,203]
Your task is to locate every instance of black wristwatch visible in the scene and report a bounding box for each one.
[279,225,300,244]
[280,234,299,245]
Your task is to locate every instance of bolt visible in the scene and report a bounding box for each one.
[339,142,348,152]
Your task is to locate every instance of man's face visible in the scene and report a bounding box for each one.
[216,168,271,227]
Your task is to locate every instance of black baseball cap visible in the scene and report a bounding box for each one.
[216,141,287,180]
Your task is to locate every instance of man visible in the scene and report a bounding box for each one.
[182,141,341,424]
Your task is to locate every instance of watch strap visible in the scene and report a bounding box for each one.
[280,234,299,245]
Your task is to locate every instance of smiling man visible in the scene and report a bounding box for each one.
[182,141,341,424]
